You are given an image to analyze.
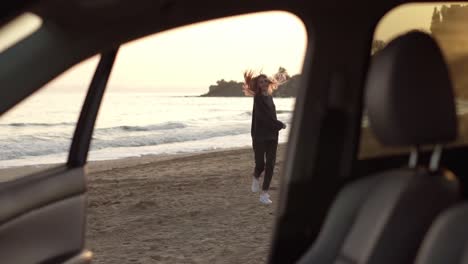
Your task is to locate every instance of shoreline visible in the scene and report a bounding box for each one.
[83,143,286,263]
[0,142,288,262]
[0,143,287,179]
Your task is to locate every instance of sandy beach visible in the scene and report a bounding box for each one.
[82,144,287,264]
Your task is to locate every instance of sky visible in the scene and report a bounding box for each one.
[46,11,309,94]
[1,3,463,94]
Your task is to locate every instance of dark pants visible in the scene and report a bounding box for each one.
[253,139,278,191]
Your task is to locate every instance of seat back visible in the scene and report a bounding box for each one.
[415,203,468,264]
[297,31,460,264]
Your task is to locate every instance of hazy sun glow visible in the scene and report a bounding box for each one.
[45,11,308,94]
[375,2,468,41]
[2,5,461,95]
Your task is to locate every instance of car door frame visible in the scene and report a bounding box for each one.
[0,0,413,263]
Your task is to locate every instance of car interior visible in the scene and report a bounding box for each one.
[2,0,468,263]
[298,30,461,264]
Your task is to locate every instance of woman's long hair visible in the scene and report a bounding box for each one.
[242,69,289,96]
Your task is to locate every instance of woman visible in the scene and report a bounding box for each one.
[243,70,287,204]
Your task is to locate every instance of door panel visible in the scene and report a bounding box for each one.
[0,167,85,223]
[0,194,86,264]
[0,165,86,264]
[0,49,118,262]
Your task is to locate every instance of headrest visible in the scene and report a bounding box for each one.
[365,31,457,147]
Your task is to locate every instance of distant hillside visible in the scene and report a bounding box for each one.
[201,74,302,97]
[201,79,243,97]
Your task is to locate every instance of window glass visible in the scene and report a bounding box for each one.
[86,11,307,263]
[361,3,468,159]
[0,56,97,179]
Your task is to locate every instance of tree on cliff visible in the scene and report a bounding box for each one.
[429,4,468,99]
[203,67,297,97]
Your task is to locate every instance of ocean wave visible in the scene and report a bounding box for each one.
[95,122,186,134]
[0,135,70,160]
[0,122,76,127]
[91,124,250,150]
[0,123,250,161]
[241,110,291,116]
[191,110,290,123]
[0,112,291,162]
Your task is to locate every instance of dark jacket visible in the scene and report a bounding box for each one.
[251,94,285,141]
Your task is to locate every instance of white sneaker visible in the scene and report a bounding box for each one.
[259,192,272,204]
[251,177,260,193]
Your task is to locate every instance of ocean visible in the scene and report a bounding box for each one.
[0,92,295,168]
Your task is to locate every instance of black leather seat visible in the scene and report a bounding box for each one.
[415,203,468,264]
[297,31,461,264]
